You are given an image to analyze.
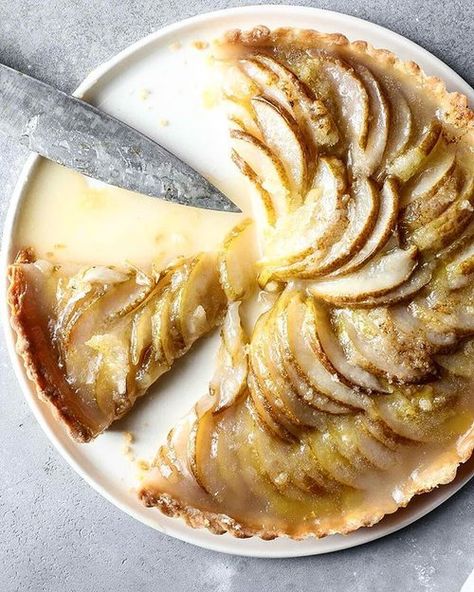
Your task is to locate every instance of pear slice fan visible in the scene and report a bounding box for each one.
[8,26,474,540]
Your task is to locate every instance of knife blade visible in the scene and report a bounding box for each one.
[0,63,240,212]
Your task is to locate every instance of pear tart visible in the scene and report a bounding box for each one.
[137,27,474,539]
[8,249,226,441]
[7,26,474,540]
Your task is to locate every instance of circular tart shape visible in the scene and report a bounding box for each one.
[138,25,474,540]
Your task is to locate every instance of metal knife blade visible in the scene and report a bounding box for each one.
[0,63,240,212]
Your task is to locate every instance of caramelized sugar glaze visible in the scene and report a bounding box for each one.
[7,26,474,539]
[138,27,474,538]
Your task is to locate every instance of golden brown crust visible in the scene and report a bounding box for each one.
[8,251,99,442]
[139,428,474,539]
[221,26,474,141]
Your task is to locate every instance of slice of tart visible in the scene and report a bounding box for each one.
[8,248,226,441]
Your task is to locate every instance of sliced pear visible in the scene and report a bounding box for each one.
[400,136,456,207]
[251,54,339,147]
[247,370,296,442]
[258,176,376,284]
[230,129,293,217]
[218,218,257,301]
[334,308,437,384]
[210,303,248,414]
[251,313,305,430]
[239,402,318,509]
[231,149,276,226]
[305,429,364,489]
[260,192,346,271]
[319,55,369,149]
[446,241,474,289]
[409,275,474,346]
[222,63,259,100]
[386,120,442,182]
[189,407,218,495]
[64,273,149,348]
[308,154,348,199]
[351,261,435,308]
[328,414,393,473]
[310,300,387,392]
[439,221,474,262]
[358,415,406,450]
[400,169,459,235]
[152,287,176,366]
[284,292,372,410]
[215,402,275,509]
[436,339,474,378]
[129,287,170,386]
[333,177,399,276]
[166,261,195,356]
[247,405,317,500]
[259,156,348,270]
[353,415,401,469]
[388,304,426,343]
[305,246,418,305]
[351,64,390,176]
[225,97,261,137]
[252,96,307,197]
[238,57,279,86]
[284,177,379,280]
[251,311,324,430]
[323,416,371,473]
[375,386,459,442]
[377,87,413,177]
[273,295,353,415]
[238,57,291,111]
[264,299,338,425]
[304,177,378,276]
[168,405,224,501]
[269,339,331,429]
[411,177,474,253]
[175,253,226,348]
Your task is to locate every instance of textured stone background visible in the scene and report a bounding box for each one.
[0,2,473,591]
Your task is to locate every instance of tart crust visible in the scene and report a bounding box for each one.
[139,424,474,539]
[221,26,474,140]
[8,249,96,442]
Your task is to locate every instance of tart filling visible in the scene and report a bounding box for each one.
[137,27,474,539]
[8,249,226,441]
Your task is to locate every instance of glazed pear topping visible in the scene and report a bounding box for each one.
[138,27,474,539]
[8,252,226,441]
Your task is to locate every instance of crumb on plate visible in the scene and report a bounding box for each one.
[201,87,221,109]
[138,88,151,101]
[192,40,209,50]
[122,431,135,460]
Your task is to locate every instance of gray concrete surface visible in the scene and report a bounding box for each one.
[0,1,473,591]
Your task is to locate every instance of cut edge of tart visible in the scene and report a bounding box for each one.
[8,248,227,442]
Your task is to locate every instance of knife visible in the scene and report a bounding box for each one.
[0,63,240,212]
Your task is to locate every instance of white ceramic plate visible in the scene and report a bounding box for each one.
[2,5,474,558]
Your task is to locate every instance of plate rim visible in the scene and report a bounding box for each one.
[1,4,474,558]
